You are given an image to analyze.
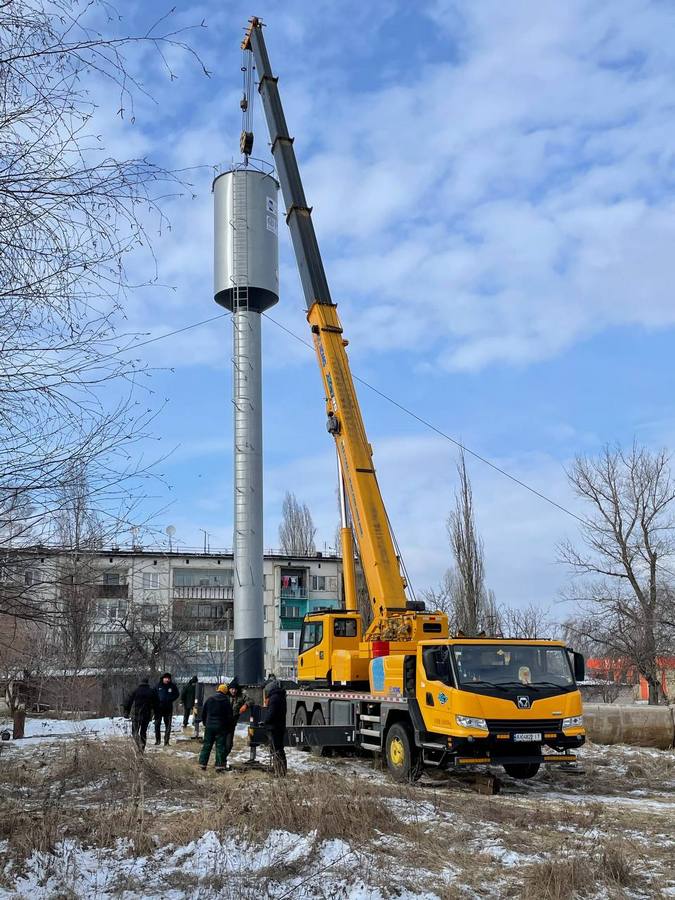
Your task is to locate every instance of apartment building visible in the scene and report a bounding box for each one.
[1,546,343,681]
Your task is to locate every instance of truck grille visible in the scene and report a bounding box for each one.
[486,718,562,731]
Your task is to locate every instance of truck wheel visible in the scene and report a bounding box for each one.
[503,762,540,780]
[385,722,422,783]
[310,708,326,757]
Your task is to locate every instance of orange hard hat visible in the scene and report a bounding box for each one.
[217,684,228,694]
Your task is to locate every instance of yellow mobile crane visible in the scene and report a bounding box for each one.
[243,17,585,781]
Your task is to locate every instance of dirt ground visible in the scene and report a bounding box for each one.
[0,723,673,899]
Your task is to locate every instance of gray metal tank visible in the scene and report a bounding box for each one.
[213,168,279,312]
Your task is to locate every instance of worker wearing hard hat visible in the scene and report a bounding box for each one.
[222,677,251,767]
[198,684,234,772]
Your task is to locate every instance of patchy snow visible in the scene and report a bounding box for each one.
[3,831,438,900]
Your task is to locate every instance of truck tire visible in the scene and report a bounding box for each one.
[503,762,540,780]
[385,722,422,783]
[310,708,326,757]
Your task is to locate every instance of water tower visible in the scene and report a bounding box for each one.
[213,163,279,684]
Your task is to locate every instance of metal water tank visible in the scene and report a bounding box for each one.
[213,167,279,311]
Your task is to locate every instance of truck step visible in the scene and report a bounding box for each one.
[358,727,381,737]
[358,714,381,723]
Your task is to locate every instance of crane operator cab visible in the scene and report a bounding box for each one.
[297,610,363,685]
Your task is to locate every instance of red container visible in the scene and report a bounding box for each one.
[372,641,390,658]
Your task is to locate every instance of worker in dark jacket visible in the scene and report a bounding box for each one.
[180,676,198,728]
[262,680,287,776]
[224,676,251,763]
[123,678,159,752]
[155,672,179,746]
[198,684,234,771]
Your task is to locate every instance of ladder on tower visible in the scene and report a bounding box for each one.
[231,170,249,314]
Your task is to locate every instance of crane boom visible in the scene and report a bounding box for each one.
[243,17,407,616]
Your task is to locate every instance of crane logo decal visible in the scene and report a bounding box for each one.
[517,695,531,709]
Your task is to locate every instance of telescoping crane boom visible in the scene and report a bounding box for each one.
[243,17,586,782]
[243,17,409,619]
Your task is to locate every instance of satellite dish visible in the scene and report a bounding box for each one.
[166,525,176,551]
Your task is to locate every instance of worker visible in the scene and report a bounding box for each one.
[198,684,234,772]
[180,675,198,729]
[154,673,179,746]
[262,677,287,776]
[123,677,159,752]
[246,673,278,763]
[224,677,251,765]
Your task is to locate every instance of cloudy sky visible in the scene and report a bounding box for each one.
[97,0,675,609]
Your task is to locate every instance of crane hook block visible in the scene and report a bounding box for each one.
[240,95,249,111]
[326,412,341,435]
[240,130,254,156]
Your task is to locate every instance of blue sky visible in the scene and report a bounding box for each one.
[95,0,675,610]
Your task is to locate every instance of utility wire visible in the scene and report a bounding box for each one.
[261,312,588,526]
[113,306,675,582]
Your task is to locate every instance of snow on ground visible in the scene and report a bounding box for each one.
[1,718,674,899]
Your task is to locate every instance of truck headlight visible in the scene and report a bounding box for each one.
[562,716,583,730]
[455,715,488,731]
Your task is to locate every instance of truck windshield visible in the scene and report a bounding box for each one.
[451,644,574,688]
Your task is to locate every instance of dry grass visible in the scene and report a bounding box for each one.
[1,735,673,899]
[523,841,637,899]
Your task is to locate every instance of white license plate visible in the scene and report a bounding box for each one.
[514,732,542,742]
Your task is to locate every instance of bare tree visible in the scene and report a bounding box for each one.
[0,1,206,621]
[279,492,317,556]
[53,464,106,671]
[420,569,459,622]
[560,444,675,704]
[445,450,497,635]
[499,602,554,639]
[99,608,192,681]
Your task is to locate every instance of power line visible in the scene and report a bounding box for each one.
[114,305,675,582]
[261,312,588,526]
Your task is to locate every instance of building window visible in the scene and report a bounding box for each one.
[141,604,160,620]
[282,605,301,618]
[142,572,159,589]
[96,599,127,621]
[174,569,233,588]
[287,632,296,649]
[24,567,41,586]
[103,572,124,586]
[92,632,121,651]
[311,575,337,592]
[188,632,226,653]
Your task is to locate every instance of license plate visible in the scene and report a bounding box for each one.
[514,732,542,742]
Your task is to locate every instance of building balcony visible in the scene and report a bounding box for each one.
[94,583,128,599]
[280,586,306,600]
[280,616,304,631]
[173,585,233,600]
[173,617,231,632]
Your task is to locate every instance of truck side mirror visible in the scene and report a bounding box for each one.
[572,652,585,683]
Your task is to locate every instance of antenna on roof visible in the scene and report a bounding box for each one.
[166,525,176,553]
